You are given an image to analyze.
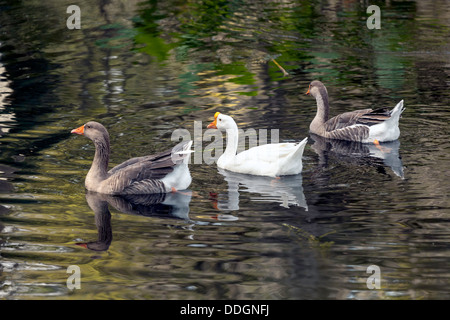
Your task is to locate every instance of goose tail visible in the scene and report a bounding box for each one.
[278,137,308,176]
[171,140,194,164]
[389,100,405,123]
[293,137,308,156]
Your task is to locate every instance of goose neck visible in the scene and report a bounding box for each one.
[89,138,110,179]
[223,126,239,158]
[314,91,329,122]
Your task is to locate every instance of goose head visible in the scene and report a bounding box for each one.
[305,80,328,100]
[71,121,110,145]
[207,112,236,131]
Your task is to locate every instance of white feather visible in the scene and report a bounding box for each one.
[364,100,405,143]
[214,114,307,177]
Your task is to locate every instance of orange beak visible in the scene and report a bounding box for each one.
[207,112,220,129]
[71,124,85,135]
[306,85,311,95]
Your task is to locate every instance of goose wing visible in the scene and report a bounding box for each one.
[108,150,173,178]
[106,141,191,194]
[323,108,392,142]
[324,107,392,132]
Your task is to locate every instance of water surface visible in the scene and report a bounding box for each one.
[0,0,449,299]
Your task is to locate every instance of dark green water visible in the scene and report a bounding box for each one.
[0,0,449,299]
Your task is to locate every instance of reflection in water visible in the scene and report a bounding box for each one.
[310,134,404,179]
[0,164,14,235]
[78,191,192,252]
[213,168,308,211]
[0,56,14,136]
[0,0,448,300]
[0,164,15,193]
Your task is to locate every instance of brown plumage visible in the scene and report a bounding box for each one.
[306,80,405,143]
[71,121,192,195]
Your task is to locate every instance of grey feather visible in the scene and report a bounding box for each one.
[72,121,192,195]
[307,81,403,142]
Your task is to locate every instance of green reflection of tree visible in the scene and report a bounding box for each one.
[133,0,175,62]
[132,0,315,85]
[133,0,232,60]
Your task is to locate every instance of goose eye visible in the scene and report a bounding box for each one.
[219,118,222,121]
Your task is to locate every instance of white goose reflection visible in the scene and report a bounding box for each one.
[76,190,192,252]
[212,168,308,211]
[310,133,404,179]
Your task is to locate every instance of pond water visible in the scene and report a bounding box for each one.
[0,0,449,300]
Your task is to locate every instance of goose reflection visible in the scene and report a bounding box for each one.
[212,168,308,211]
[310,133,404,178]
[76,190,192,252]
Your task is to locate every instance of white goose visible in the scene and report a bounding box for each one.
[306,80,405,144]
[207,112,308,177]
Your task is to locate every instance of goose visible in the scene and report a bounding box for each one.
[306,80,405,143]
[71,121,192,195]
[76,190,192,251]
[215,168,308,210]
[207,112,308,177]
